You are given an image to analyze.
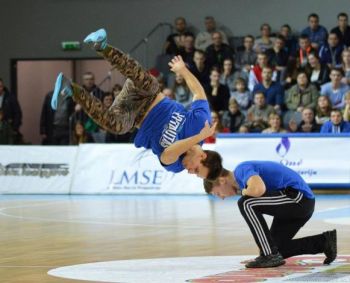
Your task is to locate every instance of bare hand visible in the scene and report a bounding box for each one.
[168,56,186,74]
[199,120,217,139]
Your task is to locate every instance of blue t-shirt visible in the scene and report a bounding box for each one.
[234,161,314,199]
[134,98,211,173]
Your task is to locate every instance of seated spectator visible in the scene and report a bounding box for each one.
[70,121,94,145]
[295,35,316,68]
[343,91,350,121]
[289,107,320,133]
[82,72,104,100]
[222,98,245,133]
[320,108,350,133]
[254,23,275,53]
[262,113,287,133]
[195,16,228,51]
[306,52,330,89]
[164,17,193,55]
[246,92,275,132]
[265,35,289,82]
[331,12,350,47]
[0,108,13,144]
[189,50,210,86]
[219,58,248,91]
[238,124,250,133]
[341,48,350,85]
[204,68,230,112]
[248,52,276,91]
[315,95,332,125]
[235,35,257,73]
[205,31,234,69]
[162,88,175,100]
[173,73,193,110]
[112,83,122,98]
[285,71,319,113]
[279,24,298,57]
[204,111,230,143]
[253,66,284,112]
[319,32,344,68]
[301,13,328,50]
[321,67,349,109]
[179,33,196,65]
[230,77,251,113]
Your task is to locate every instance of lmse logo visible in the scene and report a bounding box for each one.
[275,137,291,157]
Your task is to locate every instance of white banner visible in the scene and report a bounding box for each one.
[216,135,350,186]
[0,146,77,194]
[70,144,209,194]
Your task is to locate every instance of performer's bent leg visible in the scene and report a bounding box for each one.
[100,45,160,95]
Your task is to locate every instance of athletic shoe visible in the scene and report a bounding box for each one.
[245,252,285,268]
[323,229,337,265]
[83,28,107,50]
[51,72,73,110]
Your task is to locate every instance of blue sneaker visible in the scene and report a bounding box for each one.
[51,72,73,110]
[83,28,107,50]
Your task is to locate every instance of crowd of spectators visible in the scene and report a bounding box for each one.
[2,12,350,145]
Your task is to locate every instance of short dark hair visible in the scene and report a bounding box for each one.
[331,108,342,115]
[338,12,348,20]
[260,23,271,32]
[202,150,223,181]
[244,35,255,41]
[275,35,285,42]
[281,24,291,31]
[330,67,344,76]
[203,168,230,194]
[205,16,215,21]
[308,13,319,20]
[299,34,310,41]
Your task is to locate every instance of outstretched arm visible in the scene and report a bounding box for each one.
[160,121,216,165]
[169,56,207,101]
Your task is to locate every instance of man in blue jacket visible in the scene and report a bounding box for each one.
[320,109,350,133]
[204,161,337,268]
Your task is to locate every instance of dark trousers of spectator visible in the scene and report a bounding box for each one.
[52,126,70,145]
[237,188,325,258]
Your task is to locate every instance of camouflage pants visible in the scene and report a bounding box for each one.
[71,45,160,134]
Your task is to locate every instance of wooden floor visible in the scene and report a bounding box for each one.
[0,194,349,283]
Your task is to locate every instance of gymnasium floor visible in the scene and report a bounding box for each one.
[0,194,349,283]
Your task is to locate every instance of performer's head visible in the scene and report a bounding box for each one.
[182,146,222,180]
[203,168,239,199]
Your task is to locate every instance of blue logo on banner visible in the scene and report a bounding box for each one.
[276,137,291,157]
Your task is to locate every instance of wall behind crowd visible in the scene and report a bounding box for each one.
[1,0,350,86]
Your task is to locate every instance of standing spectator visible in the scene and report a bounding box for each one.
[248,52,275,91]
[315,95,332,125]
[220,58,247,91]
[254,23,275,53]
[265,35,289,82]
[343,91,350,121]
[253,66,284,112]
[0,108,13,144]
[82,72,105,100]
[70,121,94,145]
[330,12,350,47]
[230,78,251,114]
[246,92,275,132]
[318,32,344,68]
[279,24,298,57]
[204,68,230,112]
[262,113,287,133]
[285,72,319,113]
[195,16,228,51]
[235,35,257,73]
[189,50,210,86]
[306,52,330,90]
[112,83,122,98]
[173,73,193,110]
[0,78,22,141]
[321,67,349,109]
[341,49,350,85]
[301,13,328,50]
[165,17,193,55]
[204,111,230,143]
[292,108,320,133]
[205,31,234,69]
[295,35,316,68]
[222,97,245,133]
[40,91,55,145]
[179,33,196,65]
[320,108,350,133]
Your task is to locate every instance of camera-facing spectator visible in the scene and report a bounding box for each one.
[301,13,328,50]
[289,107,320,133]
[249,52,276,91]
[306,52,330,89]
[235,35,257,73]
[262,113,287,133]
[204,111,230,143]
[179,33,196,65]
[173,73,193,110]
[279,24,298,57]
[82,72,104,100]
[189,50,210,86]
[320,108,350,133]
[70,121,94,145]
[265,35,289,81]
[165,17,193,55]
[295,35,316,68]
[195,16,228,51]
[230,77,251,114]
[238,124,250,133]
[220,58,248,92]
[315,95,332,125]
[254,23,276,53]
[330,12,350,47]
[0,108,14,144]
[205,31,234,69]
[222,97,245,133]
[319,32,344,68]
